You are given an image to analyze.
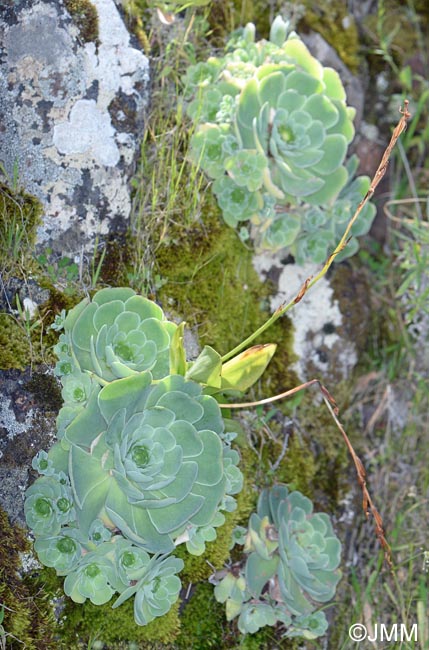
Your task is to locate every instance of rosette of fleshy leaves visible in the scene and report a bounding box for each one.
[61,537,184,624]
[28,371,242,556]
[279,155,376,264]
[33,529,184,622]
[55,368,101,437]
[214,484,341,639]
[54,287,178,382]
[24,474,76,537]
[183,16,375,262]
[25,369,241,624]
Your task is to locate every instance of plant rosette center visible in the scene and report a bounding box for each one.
[59,372,241,554]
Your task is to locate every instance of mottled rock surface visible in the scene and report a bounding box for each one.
[253,254,360,382]
[0,0,149,253]
[0,368,60,524]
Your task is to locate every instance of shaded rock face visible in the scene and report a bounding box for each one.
[0,368,61,526]
[0,0,149,253]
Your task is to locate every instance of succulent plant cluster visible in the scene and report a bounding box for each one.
[26,288,342,637]
[183,16,376,263]
[26,288,246,625]
[214,485,342,639]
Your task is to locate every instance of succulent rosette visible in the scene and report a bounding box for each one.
[285,611,329,640]
[214,484,341,638]
[115,553,184,626]
[61,287,177,381]
[63,542,119,606]
[34,530,83,573]
[247,485,342,615]
[24,475,75,537]
[56,372,241,554]
[61,370,96,405]
[237,602,282,634]
[56,374,101,439]
[31,450,56,476]
[234,67,354,205]
[184,16,376,263]
[288,156,376,263]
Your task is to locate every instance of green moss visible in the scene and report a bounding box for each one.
[64,0,99,44]
[286,388,350,509]
[56,591,180,647]
[154,203,297,397]
[25,372,63,412]
[176,583,224,649]
[268,428,317,493]
[0,508,57,649]
[0,181,43,281]
[299,0,360,72]
[0,313,31,370]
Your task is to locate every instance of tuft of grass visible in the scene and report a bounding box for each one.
[126,8,211,295]
[0,176,43,283]
[128,99,207,294]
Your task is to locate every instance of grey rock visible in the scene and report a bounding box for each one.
[0,368,59,523]
[253,253,358,383]
[0,467,29,527]
[0,0,149,254]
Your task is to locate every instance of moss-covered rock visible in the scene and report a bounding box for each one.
[299,0,360,72]
[64,0,99,43]
[55,589,181,647]
[176,583,224,649]
[0,314,31,370]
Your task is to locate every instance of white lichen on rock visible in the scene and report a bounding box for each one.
[53,99,120,166]
[253,253,357,381]
[0,0,149,253]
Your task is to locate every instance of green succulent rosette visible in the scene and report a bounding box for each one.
[55,372,241,554]
[184,16,376,263]
[237,602,281,634]
[249,485,342,616]
[212,176,260,227]
[111,544,184,625]
[62,287,177,381]
[24,475,75,537]
[285,611,329,640]
[118,554,184,626]
[56,374,101,438]
[214,484,341,638]
[133,570,182,626]
[34,530,83,574]
[31,450,56,476]
[63,542,119,606]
